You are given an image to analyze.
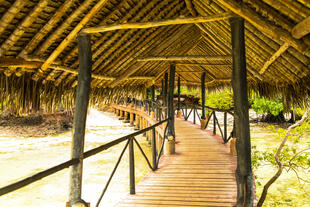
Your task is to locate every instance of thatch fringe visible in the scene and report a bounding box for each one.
[1,70,309,115]
[0,72,146,115]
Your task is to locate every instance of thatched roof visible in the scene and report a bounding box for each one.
[0,0,310,113]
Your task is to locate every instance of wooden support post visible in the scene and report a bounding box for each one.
[230,17,253,207]
[151,85,155,112]
[119,111,124,120]
[123,111,130,123]
[129,137,135,194]
[165,64,176,155]
[164,72,168,118]
[176,76,182,118]
[68,34,91,206]
[130,112,134,126]
[161,79,164,106]
[200,72,207,129]
[135,115,140,130]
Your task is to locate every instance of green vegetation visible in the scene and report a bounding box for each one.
[252,114,310,206]
[251,96,284,117]
[204,90,234,110]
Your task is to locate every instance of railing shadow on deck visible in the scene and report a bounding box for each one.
[0,99,170,207]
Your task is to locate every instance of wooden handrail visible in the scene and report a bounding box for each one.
[0,108,169,197]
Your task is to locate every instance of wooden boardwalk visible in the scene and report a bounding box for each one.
[117,118,237,207]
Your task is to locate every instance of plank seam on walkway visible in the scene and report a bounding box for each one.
[116,118,237,207]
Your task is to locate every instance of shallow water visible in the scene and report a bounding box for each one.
[0,109,152,207]
[251,122,310,207]
[1,109,308,206]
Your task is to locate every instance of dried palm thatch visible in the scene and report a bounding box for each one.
[0,0,310,113]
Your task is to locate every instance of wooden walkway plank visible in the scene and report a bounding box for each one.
[116,118,237,206]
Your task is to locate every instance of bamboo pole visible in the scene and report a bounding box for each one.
[292,16,310,39]
[19,0,76,58]
[0,0,27,36]
[35,0,93,55]
[81,12,233,34]
[54,0,177,86]
[136,55,232,62]
[185,0,197,16]
[216,0,310,58]
[53,0,150,84]
[0,58,154,81]
[177,63,231,66]
[62,0,140,64]
[0,0,48,57]
[33,0,109,81]
[109,25,192,88]
[260,43,290,74]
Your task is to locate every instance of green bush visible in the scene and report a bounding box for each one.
[204,90,234,110]
[251,97,283,116]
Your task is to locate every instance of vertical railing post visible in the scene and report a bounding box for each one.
[68,34,91,206]
[193,106,196,124]
[129,137,135,194]
[224,112,227,142]
[185,106,187,120]
[213,111,216,135]
[152,128,157,170]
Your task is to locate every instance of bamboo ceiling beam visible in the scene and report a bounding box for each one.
[243,0,294,32]
[109,25,194,88]
[19,0,76,58]
[81,12,234,34]
[199,66,216,80]
[197,10,263,81]
[112,25,201,88]
[127,76,154,80]
[33,0,109,81]
[92,0,184,73]
[0,57,153,81]
[53,0,151,86]
[176,70,206,72]
[144,26,203,88]
[35,0,93,55]
[0,0,27,36]
[62,0,141,65]
[292,16,310,39]
[136,55,232,62]
[177,63,231,66]
[0,0,48,57]
[216,0,310,58]
[185,0,198,16]
[260,42,290,74]
[174,78,231,86]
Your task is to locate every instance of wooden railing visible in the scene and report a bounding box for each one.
[179,102,234,143]
[0,102,170,207]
